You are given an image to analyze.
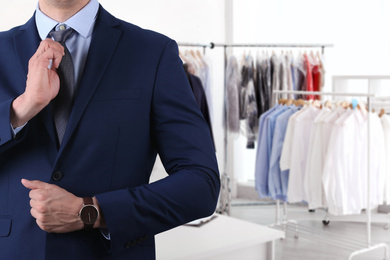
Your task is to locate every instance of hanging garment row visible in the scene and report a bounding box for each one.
[180,49,213,120]
[255,99,390,216]
[180,49,215,149]
[225,50,326,149]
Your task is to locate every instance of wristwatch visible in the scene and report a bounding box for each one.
[79,197,99,230]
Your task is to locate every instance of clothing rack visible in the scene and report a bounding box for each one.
[272,89,389,260]
[177,41,333,216]
[217,43,333,215]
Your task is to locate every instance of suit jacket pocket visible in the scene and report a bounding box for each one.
[92,88,141,101]
[0,218,12,237]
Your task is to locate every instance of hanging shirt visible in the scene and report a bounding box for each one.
[255,104,285,198]
[257,53,272,116]
[369,113,386,207]
[270,54,280,105]
[295,54,306,99]
[287,106,321,203]
[185,72,215,150]
[303,107,332,209]
[381,114,390,204]
[322,108,354,215]
[245,79,259,148]
[285,54,294,99]
[290,55,297,99]
[306,106,345,209]
[279,54,288,99]
[279,106,308,171]
[303,53,314,100]
[226,55,240,135]
[268,106,298,201]
[255,53,264,116]
[312,64,321,100]
[201,55,213,124]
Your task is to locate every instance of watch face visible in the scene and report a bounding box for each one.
[80,205,98,225]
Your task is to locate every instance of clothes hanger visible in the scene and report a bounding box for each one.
[179,50,188,64]
[324,100,333,109]
[358,101,368,116]
[340,101,349,109]
[294,99,306,107]
[196,50,202,59]
[312,100,321,108]
[179,50,185,61]
[286,99,294,106]
[278,98,287,105]
[379,108,386,117]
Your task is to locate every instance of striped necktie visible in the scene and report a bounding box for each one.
[50,26,75,144]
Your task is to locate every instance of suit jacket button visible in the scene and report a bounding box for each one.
[52,171,63,181]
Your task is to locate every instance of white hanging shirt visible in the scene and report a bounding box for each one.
[279,106,308,171]
[304,108,332,209]
[322,108,355,215]
[287,106,321,203]
[381,114,390,204]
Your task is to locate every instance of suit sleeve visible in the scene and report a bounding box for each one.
[95,40,220,255]
[0,98,28,153]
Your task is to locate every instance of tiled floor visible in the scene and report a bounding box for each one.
[229,200,390,260]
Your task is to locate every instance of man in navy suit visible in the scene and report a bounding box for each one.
[0,0,220,259]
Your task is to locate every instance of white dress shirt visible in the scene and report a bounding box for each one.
[304,108,332,209]
[381,114,390,204]
[279,106,308,171]
[287,106,321,203]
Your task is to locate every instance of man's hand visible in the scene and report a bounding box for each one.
[21,179,84,233]
[11,39,65,127]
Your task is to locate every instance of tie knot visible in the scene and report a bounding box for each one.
[50,26,74,43]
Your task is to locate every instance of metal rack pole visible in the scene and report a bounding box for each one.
[177,42,215,55]
[213,43,334,49]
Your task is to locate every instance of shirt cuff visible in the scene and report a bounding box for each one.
[11,123,27,137]
[100,228,111,240]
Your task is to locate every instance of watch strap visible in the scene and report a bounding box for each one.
[83,197,93,206]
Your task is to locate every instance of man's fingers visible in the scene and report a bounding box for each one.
[36,47,64,69]
[34,39,64,58]
[21,179,51,190]
[30,39,65,69]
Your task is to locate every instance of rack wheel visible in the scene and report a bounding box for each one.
[322,220,330,226]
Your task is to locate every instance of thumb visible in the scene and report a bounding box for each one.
[21,179,50,190]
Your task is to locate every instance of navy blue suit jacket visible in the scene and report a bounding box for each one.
[0,6,220,260]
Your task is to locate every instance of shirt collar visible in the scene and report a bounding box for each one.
[35,0,99,40]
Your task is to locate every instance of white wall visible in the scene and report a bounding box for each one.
[0,2,37,30]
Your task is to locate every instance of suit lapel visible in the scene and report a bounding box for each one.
[13,14,58,145]
[59,6,122,152]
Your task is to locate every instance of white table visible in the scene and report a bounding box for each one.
[156,214,284,260]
